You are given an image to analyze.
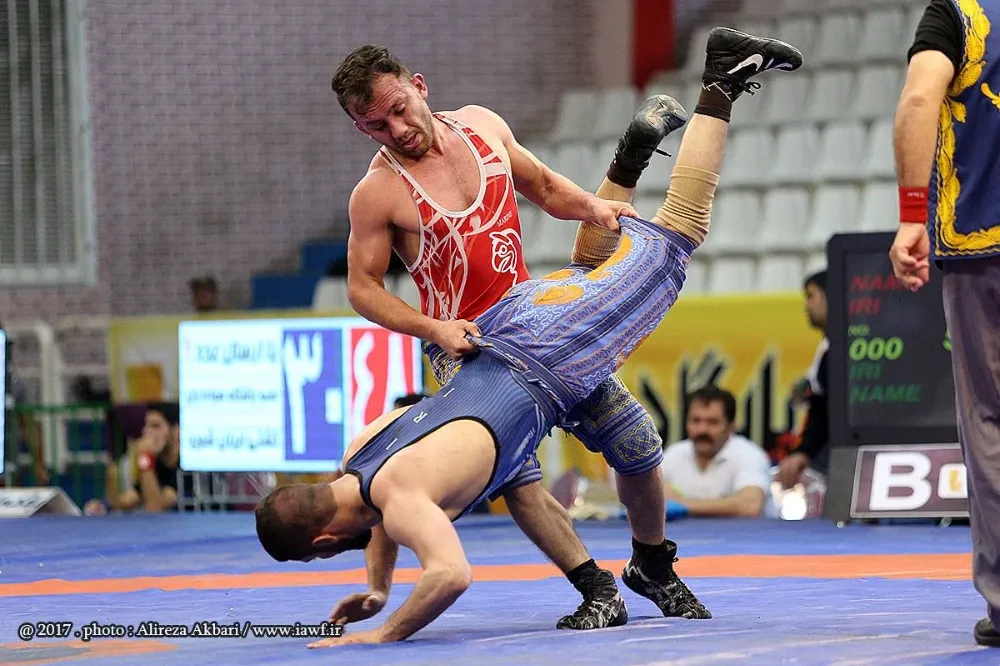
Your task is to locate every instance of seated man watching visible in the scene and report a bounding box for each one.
[253,26,802,648]
[660,387,770,519]
[84,402,180,515]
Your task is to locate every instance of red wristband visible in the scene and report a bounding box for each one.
[899,187,929,224]
[137,452,154,472]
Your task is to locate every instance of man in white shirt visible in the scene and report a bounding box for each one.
[660,386,770,518]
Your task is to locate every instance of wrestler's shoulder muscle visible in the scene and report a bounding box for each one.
[349,162,409,228]
[448,105,513,142]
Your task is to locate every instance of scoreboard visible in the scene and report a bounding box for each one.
[823,232,964,521]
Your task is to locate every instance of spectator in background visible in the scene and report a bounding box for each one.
[660,386,770,519]
[189,276,218,312]
[777,270,829,489]
[84,402,180,515]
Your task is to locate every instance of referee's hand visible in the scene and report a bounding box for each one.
[889,224,931,292]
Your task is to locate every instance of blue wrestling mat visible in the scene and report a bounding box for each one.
[0,514,993,665]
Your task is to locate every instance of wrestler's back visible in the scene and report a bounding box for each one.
[343,353,558,520]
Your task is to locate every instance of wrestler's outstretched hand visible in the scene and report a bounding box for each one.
[308,628,385,648]
[329,590,387,626]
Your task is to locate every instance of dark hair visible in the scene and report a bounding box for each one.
[255,484,332,562]
[687,385,737,423]
[804,269,827,293]
[331,44,411,115]
[393,392,428,409]
[147,401,179,427]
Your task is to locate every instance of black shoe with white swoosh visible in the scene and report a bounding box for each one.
[702,27,803,101]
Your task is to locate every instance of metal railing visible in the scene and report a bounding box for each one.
[5,402,112,507]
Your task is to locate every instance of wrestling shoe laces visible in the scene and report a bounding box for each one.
[556,568,628,630]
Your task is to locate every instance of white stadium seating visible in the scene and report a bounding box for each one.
[519,0,920,293]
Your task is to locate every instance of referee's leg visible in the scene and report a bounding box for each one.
[941,257,1000,644]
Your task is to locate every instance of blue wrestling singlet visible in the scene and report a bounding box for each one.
[343,352,559,519]
[471,215,694,415]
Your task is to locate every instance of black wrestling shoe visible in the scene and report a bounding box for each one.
[975,617,1000,647]
[608,94,687,188]
[556,568,629,630]
[702,27,804,101]
[622,541,712,619]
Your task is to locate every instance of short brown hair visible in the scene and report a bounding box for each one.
[255,484,331,561]
[331,44,411,115]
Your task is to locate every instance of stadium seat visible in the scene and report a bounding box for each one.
[774,17,819,54]
[756,187,811,252]
[762,74,812,127]
[739,0,781,20]
[684,259,709,294]
[708,257,758,293]
[852,65,905,119]
[816,121,868,182]
[813,13,862,67]
[722,128,774,187]
[806,251,828,274]
[313,277,350,312]
[907,4,927,42]
[857,7,907,63]
[858,181,899,232]
[522,141,552,169]
[681,25,717,77]
[550,90,600,140]
[864,117,896,179]
[592,87,640,140]
[701,190,763,257]
[529,216,583,269]
[807,184,861,250]
[523,1,923,296]
[517,198,542,246]
[807,69,855,122]
[780,0,821,15]
[758,255,805,292]
[771,126,820,185]
[549,141,600,192]
[393,274,422,310]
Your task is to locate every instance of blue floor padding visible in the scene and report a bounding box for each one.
[1,514,994,665]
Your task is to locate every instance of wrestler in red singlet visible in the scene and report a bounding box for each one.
[378,113,530,322]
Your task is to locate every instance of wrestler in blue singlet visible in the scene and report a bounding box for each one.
[346,216,693,517]
[344,352,559,519]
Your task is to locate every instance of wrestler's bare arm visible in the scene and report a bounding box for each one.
[459,105,631,230]
[364,523,398,593]
[368,493,473,642]
[346,174,440,339]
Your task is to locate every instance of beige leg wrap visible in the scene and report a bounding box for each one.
[571,223,621,268]
[651,166,719,248]
[569,178,635,267]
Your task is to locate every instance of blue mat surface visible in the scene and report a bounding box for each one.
[1,514,993,665]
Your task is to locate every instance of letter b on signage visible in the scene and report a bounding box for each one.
[869,453,932,511]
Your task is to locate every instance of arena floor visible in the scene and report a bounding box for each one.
[1,514,993,665]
